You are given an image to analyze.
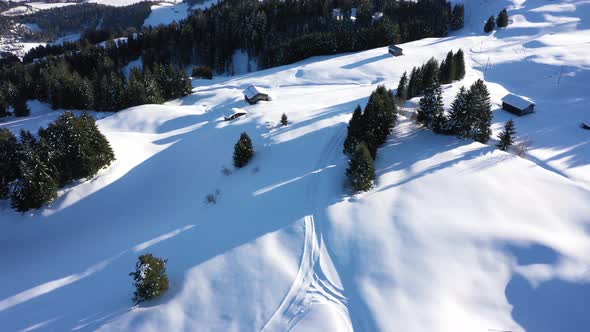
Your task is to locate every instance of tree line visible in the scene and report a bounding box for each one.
[0,112,115,212]
[344,85,397,191]
[396,49,465,100]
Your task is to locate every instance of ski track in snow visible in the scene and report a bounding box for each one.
[261,127,352,332]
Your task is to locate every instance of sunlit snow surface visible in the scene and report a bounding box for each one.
[1,0,590,331]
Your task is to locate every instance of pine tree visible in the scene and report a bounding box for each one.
[0,128,19,199]
[447,86,469,136]
[421,58,440,93]
[450,4,465,30]
[407,67,418,99]
[280,113,288,126]
[453,49,466,80]
[439,51,454,84]
[143,68,164,104]
[233,132,254,168]
[396,71,408,100]
[343,105,364,154]
[360,86,397,158]
[496,9,509,28]
[346,142,375,192]
[12,95,30,117]
[496,119,516,151]
[467,79,493,143]
[123,68,148,108]
[10,133,57,212]
[484,16,496,33]
[417,85,445,132]
[129,254,169,304]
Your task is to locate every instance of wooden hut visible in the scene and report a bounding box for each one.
[388,44,403,56]
[224,108,248,121]
[243,85,271,104]
[501,94,535,116]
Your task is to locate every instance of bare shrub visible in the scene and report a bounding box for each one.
[205,189,221,205]
[221,166,232,176]
[515,138,532,157]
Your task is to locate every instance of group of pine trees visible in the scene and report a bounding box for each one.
[485,8,509,33]
[396,49,465,100]
[0,112,115,212]
[344,86,397,191]
[0,57,192,117]
[417,79,493,143]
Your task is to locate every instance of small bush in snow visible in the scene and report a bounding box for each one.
[129,254,169,304]
[192,66,213,80]
[221,166,232,176]
[280,113,288,126]
[515,138,532,157]
[233,132,254,168]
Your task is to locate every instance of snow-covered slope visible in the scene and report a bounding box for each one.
[1,0,590,331]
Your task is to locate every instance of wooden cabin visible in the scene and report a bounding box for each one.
[224,108,248,121]
[243,85,271,104]
[388,44,403,56]
[501,94,535,116]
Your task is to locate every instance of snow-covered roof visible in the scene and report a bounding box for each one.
[502,93,535,109]
[389,44,402,51]
[243,85,269,99]
[226,108,248,116]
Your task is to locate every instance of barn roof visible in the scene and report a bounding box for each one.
[502,93,535,110]
[389,44,402,51]
[226,108,248,116]
[243,85,269,99]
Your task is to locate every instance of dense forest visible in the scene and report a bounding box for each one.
[0,0,463,117]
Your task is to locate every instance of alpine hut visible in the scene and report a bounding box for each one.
[243,85,271,105]
[501,94,535,116]
[388,44,403,56]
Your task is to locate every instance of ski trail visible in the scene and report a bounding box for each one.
[260,126,352,332]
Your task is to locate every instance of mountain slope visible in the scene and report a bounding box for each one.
[1,0,590,331]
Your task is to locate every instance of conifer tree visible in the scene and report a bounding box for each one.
[233,132,254,168]
[361,86,397,157]
[421,58,440,93]
[453,49,466,80]
[0,128,19,199]
[346,142,375,192]
[396,71,408,100]
[407,67,418,99]
[143,68,164,104]
[467,79,493,143]
[484,16,496,33]
[447,86,469,136]
[129,254,169,304]
[497,119,516,151]
[280,113,288,126]
[439,51,454,84]
[10,132,57,212]
[450,4,465,30]
[417,85,445,132]
[12,95,30,117]
[343,105,364,154]
[496,9,509,28]
[123,68,148,107]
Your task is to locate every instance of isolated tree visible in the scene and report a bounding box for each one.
[396,71,408,100]
[129,254,169,304]
[484,16,496,33]
[453,49,466,80]
[0,128,19,199]
[361,86,397,157]
[343,105,364,154]
[280,113,288,126]
[417,85,445,132]
[10,133,57,212]
[497,119,516,151]
[233,132,254,168]
[497,9,509,28]
[467,79,493,143]
[346,142,375,192]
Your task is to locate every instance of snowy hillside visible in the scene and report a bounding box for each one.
[1,0,590,331]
